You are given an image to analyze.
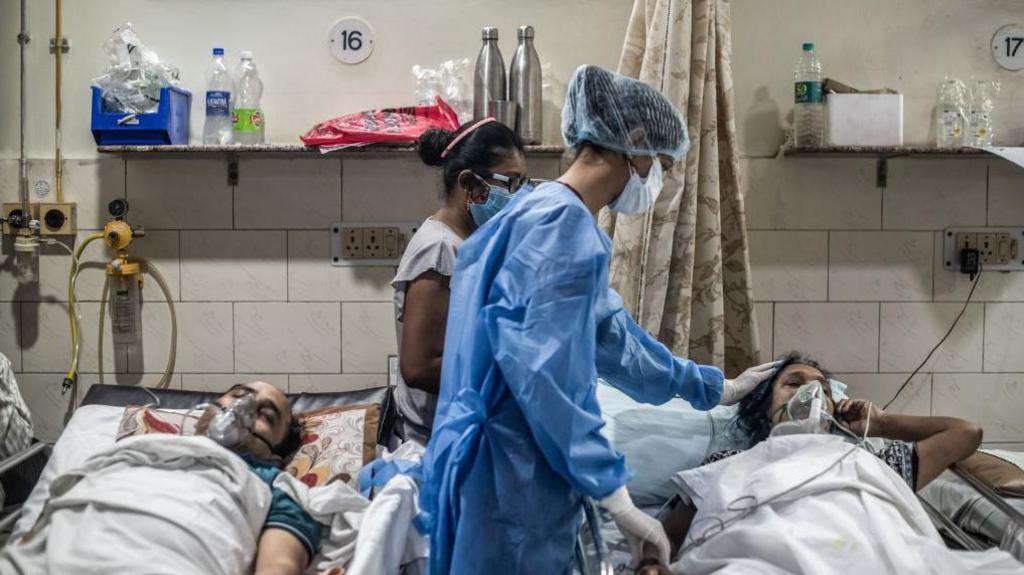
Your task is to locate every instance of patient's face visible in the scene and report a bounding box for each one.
[767,364,834,425]
[196,381,292,460]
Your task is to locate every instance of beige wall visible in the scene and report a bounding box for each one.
[734,0,1024,448]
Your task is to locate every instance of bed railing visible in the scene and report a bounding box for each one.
[951,462,1024,530]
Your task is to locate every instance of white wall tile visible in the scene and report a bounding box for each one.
[742,158,880,230]
[987,160,1024,227]
[181,373,288,393]
[983,303,1024,372]
[829,231,932,301]
[181,231,286,301]
[20,302,126,374]
[235,303,341,373]
[289,374,388,393]
[934,232,1024,302]
[28,159,125,230]
[755,302,773,362]
[342,302,396,374]
[78,373,178,390]
[879,303,982,372]
[287,231,393,301]
[342,158,440,221]
[235,159,341,229]
[127,160,232,229]
[0,235,20,302]
[17,374,92,442]
[831,373,931,416]
[933,374,1024,442]
[1,303,21,372]
[529,157,563,181]
[773,303,879,373]
[127,302,233,374]
[883,159,986,230]
[748,231,827,301]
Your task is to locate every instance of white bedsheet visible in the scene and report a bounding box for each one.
[670,435,1024,574]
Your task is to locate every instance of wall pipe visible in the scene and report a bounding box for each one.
[54,0,64,203]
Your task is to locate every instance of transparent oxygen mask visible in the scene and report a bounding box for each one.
[770,380,831,437]
[207,393,257,448]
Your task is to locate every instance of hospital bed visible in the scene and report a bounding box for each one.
[0,383,398,545]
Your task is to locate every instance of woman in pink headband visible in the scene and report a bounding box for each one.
[389,119,528,445]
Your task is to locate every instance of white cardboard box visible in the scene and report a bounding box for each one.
[827,93,903,146]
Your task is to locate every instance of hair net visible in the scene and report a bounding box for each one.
[561,65,689,161]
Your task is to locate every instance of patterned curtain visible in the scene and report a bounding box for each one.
[600,0,759,377]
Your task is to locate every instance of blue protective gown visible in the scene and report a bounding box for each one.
[418,182,724,574]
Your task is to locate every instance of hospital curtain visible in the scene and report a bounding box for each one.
[600,0,760,377]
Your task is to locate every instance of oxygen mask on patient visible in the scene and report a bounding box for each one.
[207,394,258,448]
[770,380,831,437]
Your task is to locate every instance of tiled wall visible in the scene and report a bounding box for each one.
[0,155,562,440]
[744,156,1024,448]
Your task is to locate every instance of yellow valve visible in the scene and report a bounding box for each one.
[103,219,133,251]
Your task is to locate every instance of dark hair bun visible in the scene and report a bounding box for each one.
[417,128,455,167]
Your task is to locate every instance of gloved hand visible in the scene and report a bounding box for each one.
[601,486,671,565]
[719,360,782,406]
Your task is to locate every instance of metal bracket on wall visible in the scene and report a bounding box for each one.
[49,37,69,54]
[227,158,239,186]
[876,158,888,188]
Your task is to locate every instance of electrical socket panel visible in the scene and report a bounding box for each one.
[329,222,420,266]
[943,227,1024,271]
[39,203,77,235]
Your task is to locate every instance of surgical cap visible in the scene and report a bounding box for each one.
[561,65,689,161]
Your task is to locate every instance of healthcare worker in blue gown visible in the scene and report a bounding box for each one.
[418,65,780,574]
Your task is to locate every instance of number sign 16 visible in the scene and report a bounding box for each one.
[330,17,375,65]
[992,24,1024,71]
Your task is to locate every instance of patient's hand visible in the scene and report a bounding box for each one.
[636,557,673,574]
[835,399,884,437]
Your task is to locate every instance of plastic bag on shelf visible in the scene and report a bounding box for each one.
[300,96,461,152]
[91,23,180,114]
[412,59,472,124]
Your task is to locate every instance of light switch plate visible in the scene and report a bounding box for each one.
[943,227,1024,272]
[329,221,420,266]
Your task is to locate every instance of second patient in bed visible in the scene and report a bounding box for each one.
[2,381,320,575]
[637,352,984,574]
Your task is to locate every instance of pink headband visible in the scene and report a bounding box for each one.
[441,117,497,159]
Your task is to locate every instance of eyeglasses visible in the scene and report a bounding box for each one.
[482,171,544,193]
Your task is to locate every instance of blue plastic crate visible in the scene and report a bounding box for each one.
[91,85,192,145]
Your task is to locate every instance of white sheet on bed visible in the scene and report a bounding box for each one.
[670,435,1024,574]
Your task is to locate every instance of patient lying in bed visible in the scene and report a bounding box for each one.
[0,381,320,575]
[636,353,1024,575]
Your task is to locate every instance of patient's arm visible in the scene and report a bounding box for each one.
[254,528,309,575]
[637,495,699,572]
[837,399,983,490]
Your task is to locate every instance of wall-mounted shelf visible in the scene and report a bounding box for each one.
[97,143,566,159]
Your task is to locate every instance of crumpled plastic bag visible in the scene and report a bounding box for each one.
[300,96,461,152]
[91,23,180,114]
[412,59,472,124]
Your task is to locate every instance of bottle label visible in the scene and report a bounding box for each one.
[794,81,822,104]
[206,91,230,116]
[233,108,264,133]
[940,109,963,138]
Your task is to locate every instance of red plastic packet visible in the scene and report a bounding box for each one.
[301,96,460,148]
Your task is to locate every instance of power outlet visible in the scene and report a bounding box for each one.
[363,227,386,259]
[330,222,420,266]
[944,227,1024,271]
[341,227,363,260]
[39,202,77,236]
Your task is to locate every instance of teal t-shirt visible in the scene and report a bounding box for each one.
[243,455,321,560]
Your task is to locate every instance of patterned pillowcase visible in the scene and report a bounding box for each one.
[116,405,200,440]
[286,403,381,488]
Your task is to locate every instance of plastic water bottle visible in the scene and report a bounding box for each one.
[966,79,1000,147]
[202,48,233,145]
[232,51,265,145]
[935,77,966,148]
[793,42,824,147]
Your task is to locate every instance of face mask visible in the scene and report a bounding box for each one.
[608,157,664,214]
[468,177,515,227]
[206,393,273,453]
[770,380,831,437]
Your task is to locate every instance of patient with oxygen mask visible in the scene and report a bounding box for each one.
[0,381,321,575]
[633,353,1021,575]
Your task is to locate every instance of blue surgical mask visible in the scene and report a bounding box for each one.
[609,157,664,214]
[468,180,515,227]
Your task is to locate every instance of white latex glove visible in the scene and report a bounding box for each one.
[601,486,670,565]
[719,360,782,406]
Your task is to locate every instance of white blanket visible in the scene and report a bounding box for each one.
[670,434,1024,575]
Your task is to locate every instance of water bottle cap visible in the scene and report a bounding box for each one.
[212,47,224,56]
[802,42,815,52]
[240,50,253,59]
[518,25,535,39]
[481,27,499,40]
